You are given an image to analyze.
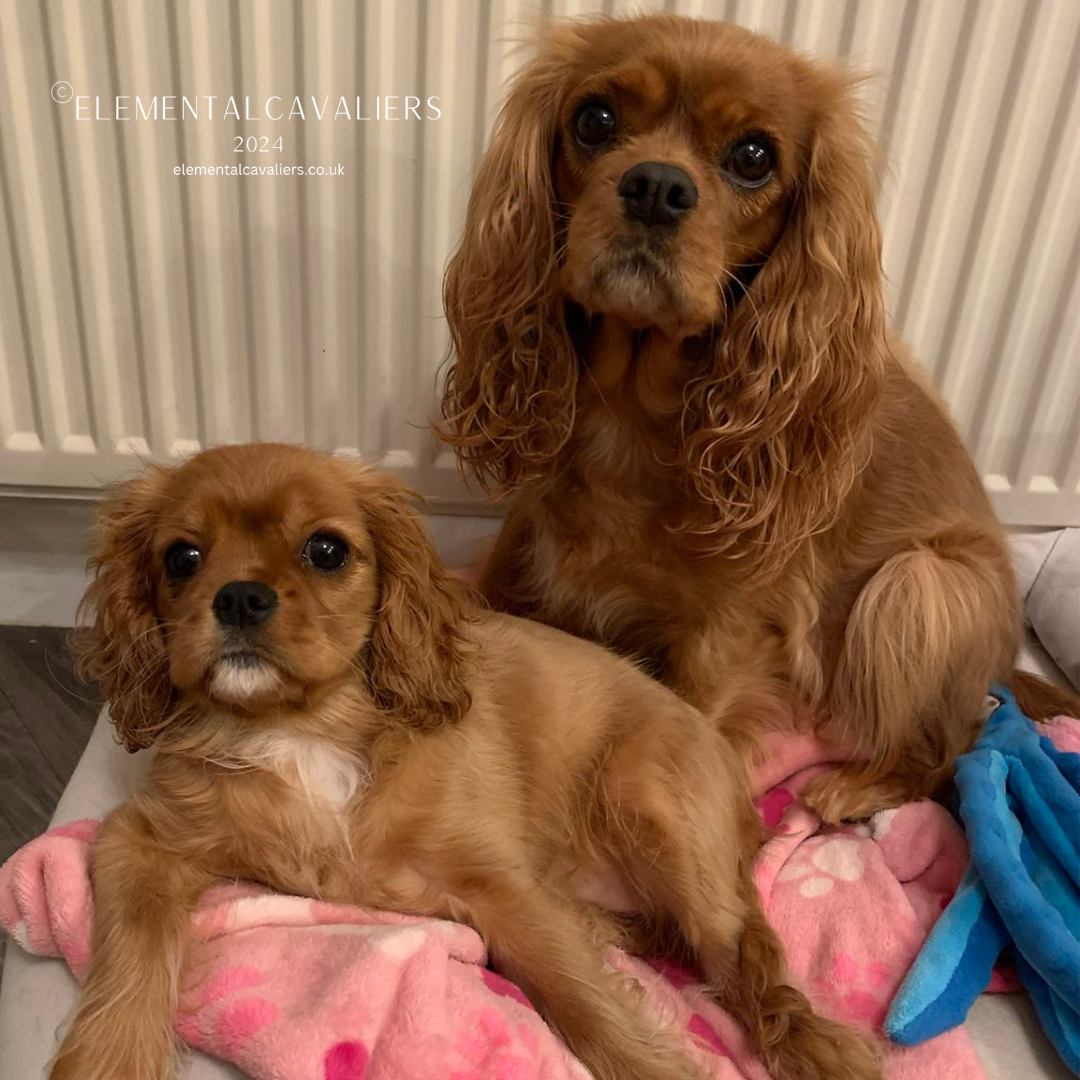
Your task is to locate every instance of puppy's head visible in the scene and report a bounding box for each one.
[443,14,885,522]
[77,444,474,750]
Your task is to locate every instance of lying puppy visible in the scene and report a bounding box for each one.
[53,443,879,1080]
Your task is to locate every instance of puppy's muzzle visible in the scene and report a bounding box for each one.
[618,162,698,227]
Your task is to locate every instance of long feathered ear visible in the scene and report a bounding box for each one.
[439,27,581,496]
[683,68,886,576]
[357,471,477,729]
[73,466,174,752]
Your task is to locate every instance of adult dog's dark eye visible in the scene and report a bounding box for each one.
[302,533,349,572]
[722,135,775,188]
[164,543,202,580]
[574,101,618,148]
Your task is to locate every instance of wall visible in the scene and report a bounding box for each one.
[0,0,1077,523]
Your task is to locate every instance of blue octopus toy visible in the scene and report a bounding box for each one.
[885,685,1080,1074]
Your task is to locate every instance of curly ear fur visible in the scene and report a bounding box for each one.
[439,27,582,497]
[357,471,478,728]
[73,467,174,752]
[682,70,886,574]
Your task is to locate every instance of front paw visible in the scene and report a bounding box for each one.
[801,768,904,825]
[802,771,862,824]
[49,1047,105,1080]
[767,1012,884,1080]
[49,1030,176,1080]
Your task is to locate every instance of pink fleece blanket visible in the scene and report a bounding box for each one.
[4,731,1033,1080]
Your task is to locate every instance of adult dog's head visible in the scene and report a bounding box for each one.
[76,444,474,751]
[442,15,887,559]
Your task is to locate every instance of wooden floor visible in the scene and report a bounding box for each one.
[0,626,100,865]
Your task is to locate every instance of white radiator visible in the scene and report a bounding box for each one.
[0,0,1077,524]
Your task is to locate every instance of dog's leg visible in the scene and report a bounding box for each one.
[452,873,705,1080]
[606,734,882,1080]
[718,896,883,1080]
[804,524,1019,823]
[49,805,211,1080]
[478,502,543,617]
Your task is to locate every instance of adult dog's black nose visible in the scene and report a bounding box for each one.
[618,162,698,226]
[213,580,278,629]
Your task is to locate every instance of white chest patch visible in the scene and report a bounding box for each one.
[237,730,365,812]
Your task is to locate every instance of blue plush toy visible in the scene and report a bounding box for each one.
[885,685,1080,1074]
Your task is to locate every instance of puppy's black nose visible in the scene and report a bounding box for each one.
[618,162,698,226]
[213,580,278,629]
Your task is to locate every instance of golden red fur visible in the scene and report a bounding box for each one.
[440,14,1078,821]
[53,444,879,1080]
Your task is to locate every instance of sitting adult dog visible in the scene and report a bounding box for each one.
[439,14,1075,821]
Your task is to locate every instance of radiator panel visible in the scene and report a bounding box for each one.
[0,0,1076,523]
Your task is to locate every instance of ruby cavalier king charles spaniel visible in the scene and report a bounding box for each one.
[440,14,1075,822]
[52,444,879,1080]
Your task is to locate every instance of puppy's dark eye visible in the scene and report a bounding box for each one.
[164,543,202,580]
[721,135,775,189]
[574,101,618,148]
[302,533,349,572]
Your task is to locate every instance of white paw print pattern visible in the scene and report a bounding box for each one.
[367,925,430,959]
[776,836,866,898]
